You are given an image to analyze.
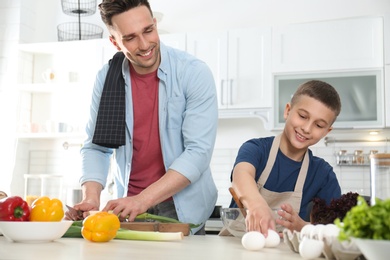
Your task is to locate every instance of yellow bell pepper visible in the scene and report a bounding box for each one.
[81,212,120,242]
[30,196,64,221]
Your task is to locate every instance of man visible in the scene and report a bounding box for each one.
[67,0,218,235]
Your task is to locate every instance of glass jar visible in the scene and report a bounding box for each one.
[369,153,390,205]
[353,150,364,164]
[337,150,349,165]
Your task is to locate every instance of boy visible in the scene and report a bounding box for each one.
[230,80,341,237]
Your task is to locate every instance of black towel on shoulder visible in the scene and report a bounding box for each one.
[92,52,126,148]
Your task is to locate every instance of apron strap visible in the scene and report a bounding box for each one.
[258,134,281,185]
[257,134,309,193]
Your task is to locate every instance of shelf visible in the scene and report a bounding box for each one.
[218,108,271,129]
[16,132,86,139]
[336,163,370,167]
[18,39,105,54]
[17,82,86,93]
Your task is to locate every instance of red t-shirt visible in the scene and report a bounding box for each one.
[127,64,165,196]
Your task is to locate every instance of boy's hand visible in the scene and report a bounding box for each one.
[276,203,309,232]
[245,205,276,237]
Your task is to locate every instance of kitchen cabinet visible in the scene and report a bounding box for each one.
[385,15,390,65]
[386,65,390,128]
[186,27,272,111]
[272,16,384,73]
[273,69,385,130]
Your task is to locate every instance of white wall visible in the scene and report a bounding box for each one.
[24,0,390,42]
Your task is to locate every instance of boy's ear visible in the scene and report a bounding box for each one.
[326,126,333,134]
[283,103,292,120]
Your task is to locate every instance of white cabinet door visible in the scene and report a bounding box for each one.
[186,31,228,108]
[272,16,384,72]
[187,28,272,109]
[386,65,390,127]
[228,28,272,109]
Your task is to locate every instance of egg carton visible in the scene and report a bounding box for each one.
[283,225,362,260]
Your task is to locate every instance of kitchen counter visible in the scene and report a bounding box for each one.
[0,235,308,260]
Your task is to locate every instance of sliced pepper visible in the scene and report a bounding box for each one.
[81,212,120,242]
[0,196,30,221]
[30,196,64,221]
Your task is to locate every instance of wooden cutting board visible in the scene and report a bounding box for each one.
[120,222,190,236]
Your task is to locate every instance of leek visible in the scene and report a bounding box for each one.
[115,228,183,241]
[134,213,201,229]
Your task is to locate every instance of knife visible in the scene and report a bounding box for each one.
[66,205,84,220]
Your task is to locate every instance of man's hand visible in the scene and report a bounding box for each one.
[102,195,148,221]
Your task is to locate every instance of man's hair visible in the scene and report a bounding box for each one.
[99,0,153,27]
[291,80,341,118]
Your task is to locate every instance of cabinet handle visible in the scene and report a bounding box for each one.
[220,80,226,106]
[229,79,234,105]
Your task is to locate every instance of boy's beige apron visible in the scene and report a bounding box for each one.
[219,134,309,236]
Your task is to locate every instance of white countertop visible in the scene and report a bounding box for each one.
[0,235,310,260]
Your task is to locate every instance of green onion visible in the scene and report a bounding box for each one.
[115,228,183,241]
[133,212,201,229]
[134,213,182,223]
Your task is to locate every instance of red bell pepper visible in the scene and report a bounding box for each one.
[0,196,30,221]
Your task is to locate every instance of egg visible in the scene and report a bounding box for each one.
[323,224,340,245]
[300,224,314,240]
[310,224,325,240]
[241,231,265,251]
[299,237,324,259]
[265,229,280,247]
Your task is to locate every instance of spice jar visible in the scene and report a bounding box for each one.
[337,150,349,165]
[369,150,378,155]
[353,150,364,164]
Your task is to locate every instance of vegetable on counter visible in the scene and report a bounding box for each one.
[115,229,183,241]
[63,212,185,242]
[82,211,120,242]
[337,196,390,241]
[310,192,361,224]
[30,196,64,221]
[134,212,201,229]
[0,196,30,221]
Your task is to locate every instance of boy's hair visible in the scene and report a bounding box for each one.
[291,80,341,118]
[99,0,153,27]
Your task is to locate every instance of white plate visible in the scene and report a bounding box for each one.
[0,221,73,243]
[353,238,390,260]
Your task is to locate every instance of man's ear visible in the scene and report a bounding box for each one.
[109,36,121,51]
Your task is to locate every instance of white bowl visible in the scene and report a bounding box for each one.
[220,208,246,237]
[353,238,390,260]
[0,221,73,243]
